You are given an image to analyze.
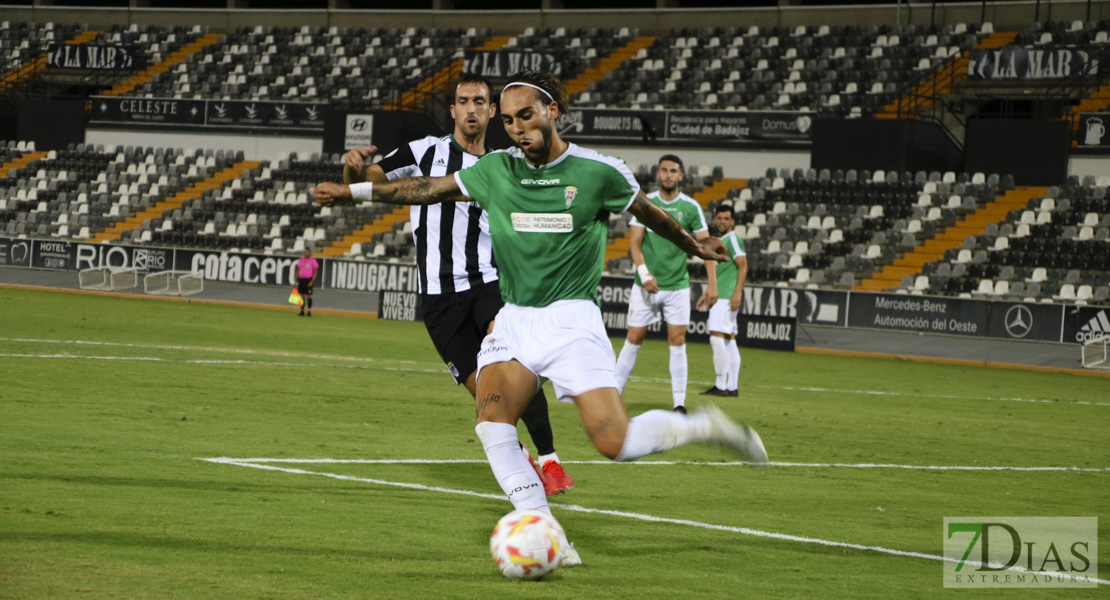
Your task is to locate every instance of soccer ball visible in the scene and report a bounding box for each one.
[489,508,567,580]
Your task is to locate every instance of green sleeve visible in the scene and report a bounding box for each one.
[689,202,709,233]
[603,160,639,214]
[732,235,747,256]
[726,236,740,260]
[454,154,495,208]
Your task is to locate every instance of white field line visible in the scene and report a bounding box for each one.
[632,377,1110,407]
[757,384,1110,408]
[0,353,445,373]
[200,457,1109,586]
[205,457,1110,473]
[0,337,417,364]
[5,337,1107,408]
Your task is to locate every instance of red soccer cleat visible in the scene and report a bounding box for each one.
[541,460,575,496]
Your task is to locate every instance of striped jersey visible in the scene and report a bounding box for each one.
[377,134,497,295]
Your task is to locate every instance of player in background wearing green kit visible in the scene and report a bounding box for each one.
[614,155,716,414]
[697,204,748,397]
[311,70,767,564]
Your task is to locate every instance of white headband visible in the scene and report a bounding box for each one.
[502,81,555,104]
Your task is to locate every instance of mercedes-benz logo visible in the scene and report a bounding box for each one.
[1004,304,1033,338]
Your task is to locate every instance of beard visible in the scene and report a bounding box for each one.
[519,119,553,162]
[659,182,678,194]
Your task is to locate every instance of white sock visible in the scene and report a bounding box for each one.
[614,341,640,393]
[709,336,728,389]
[669,344,687,408]
[537,452,560,467]
[475,422,549,514]
[614,409,713,461]
[726,339,741,391]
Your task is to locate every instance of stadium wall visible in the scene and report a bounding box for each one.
[6,236,1102,346]
[3,1,1108,35]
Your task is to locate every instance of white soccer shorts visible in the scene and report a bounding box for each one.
[707,298,739,336]
[476,299,618,402]
[626,284,691,327]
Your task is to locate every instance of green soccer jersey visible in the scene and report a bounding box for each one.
[715,231,747,299]
[629,192,708,291]
[454,143,639,308]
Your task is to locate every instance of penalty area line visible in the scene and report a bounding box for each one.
[199,457,1109,585]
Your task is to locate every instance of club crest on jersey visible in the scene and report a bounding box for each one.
[677,211,683,220]
[564,186,578,208]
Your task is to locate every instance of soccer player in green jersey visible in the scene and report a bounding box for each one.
[312,70,767,563]
[697,204,748,397]
[614,154,716,414]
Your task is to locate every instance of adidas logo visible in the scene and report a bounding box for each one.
[433,159,447,167]
[1077,310,1110,343]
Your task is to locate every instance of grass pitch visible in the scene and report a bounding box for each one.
[1,287,1107,599]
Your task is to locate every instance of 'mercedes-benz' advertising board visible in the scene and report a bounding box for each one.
[848,292,989,337]
[986,302,1065,342]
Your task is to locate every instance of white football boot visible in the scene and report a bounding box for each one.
[559,540,582,567]
[696,403,769,464]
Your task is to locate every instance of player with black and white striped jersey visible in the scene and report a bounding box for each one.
[341,73,574,497]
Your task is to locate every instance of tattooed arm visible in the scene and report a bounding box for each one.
[311,175,469,206]
[626,190,728,262]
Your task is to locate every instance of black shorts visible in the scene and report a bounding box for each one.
[422,280,504,385]
[297,277,314,295]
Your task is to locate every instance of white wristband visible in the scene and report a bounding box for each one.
[637,264,653,281]
[349,182,374,201]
